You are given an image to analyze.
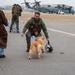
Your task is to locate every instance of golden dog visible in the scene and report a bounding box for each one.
[28,36,44,59]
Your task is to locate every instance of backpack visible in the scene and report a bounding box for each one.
[12,4,22,16]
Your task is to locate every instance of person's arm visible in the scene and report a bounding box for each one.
[21,19,31,37]
[0,10,8,26]
[41,19,49,38]
[40,19,50,42]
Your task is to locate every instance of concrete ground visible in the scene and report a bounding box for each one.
[0,20,75,75]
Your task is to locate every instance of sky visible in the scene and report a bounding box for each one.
[0,0,75,7]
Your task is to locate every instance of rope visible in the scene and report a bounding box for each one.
[26,34,38,41]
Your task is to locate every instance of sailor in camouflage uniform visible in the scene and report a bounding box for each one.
[21,12,49,52]
[10,4,22,33]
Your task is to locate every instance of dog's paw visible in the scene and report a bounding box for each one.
[28,56,31,59]
[37,56,41,59]
[39,57,41,59]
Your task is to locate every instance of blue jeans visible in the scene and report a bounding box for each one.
[0,48,4,55]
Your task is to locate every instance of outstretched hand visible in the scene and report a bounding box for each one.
[21,33,24,37]
[46,38,50,43]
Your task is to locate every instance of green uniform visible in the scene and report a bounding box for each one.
[10,13,19,32]
[10,4,22,33]
[22,17,49,51]
[22,17,49,38]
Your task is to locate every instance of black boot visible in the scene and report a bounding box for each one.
[26,49,29,52]
[26,33,31,52]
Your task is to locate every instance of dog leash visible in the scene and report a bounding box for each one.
[26,34,38,41]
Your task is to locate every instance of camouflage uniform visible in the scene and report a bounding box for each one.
[10,4,22,33]
[10,13,19,32]
[22,17,49,51]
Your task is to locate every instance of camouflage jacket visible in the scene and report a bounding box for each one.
[22,17,49,38]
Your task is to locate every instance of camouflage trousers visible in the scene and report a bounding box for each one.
[10,13,19,32]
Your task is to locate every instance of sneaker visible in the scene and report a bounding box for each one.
[0,55,6,58]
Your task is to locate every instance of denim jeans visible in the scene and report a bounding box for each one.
[0,48,4,55]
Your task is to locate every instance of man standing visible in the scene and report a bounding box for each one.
[9,4,22,33]
[0,10,8,58]
[21,12,49,52]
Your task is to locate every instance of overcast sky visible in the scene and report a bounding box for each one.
[0,0,75,7]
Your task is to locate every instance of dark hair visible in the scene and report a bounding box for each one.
[35,12,40,15]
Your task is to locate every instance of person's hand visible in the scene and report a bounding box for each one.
[21,33,24,37]
[46,38,50,42]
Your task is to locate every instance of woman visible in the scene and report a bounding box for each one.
[0,10,8,58]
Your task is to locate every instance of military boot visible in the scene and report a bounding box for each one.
[26,36,31,52]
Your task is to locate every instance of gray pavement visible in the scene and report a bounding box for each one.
[0,21,75,75]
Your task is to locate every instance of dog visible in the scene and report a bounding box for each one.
[28,36,44,59]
